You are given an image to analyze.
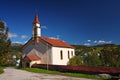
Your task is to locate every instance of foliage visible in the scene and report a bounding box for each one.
[100,47,120,67]
[71,44,120,67]
[11,45,22,52]
[68,56,83,66]
[84,54,102,66]
[0,20,11,66]
[32,64,120,77]
[0,67,4,74]
[6,52,22,66]
[0,20,22,67]
[10,45,22,66]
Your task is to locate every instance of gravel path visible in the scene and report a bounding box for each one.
[0,67,93,80]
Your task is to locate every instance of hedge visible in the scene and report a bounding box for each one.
[32,64,120,76]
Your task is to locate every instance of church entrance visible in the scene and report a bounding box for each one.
[26,62,30,68]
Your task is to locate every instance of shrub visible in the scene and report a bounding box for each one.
[0,67,4,74]
[68,56,83,66]
[32,64,120,75]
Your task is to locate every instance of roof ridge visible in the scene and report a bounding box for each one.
[23,36,74,49]
[40,36,74,48]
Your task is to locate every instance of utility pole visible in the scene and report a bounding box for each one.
[46,43,49,70]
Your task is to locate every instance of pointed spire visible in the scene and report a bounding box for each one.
[32,13,40,24]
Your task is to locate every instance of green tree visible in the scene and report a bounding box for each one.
[0,20,11,66]
[6,52,22,66]
[100,47,120,67]
[68,56,83,66]
[84,54,102,66]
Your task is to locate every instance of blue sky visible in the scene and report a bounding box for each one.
[0,0,120,46]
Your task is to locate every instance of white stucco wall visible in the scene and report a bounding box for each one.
[51,47,75,65]
[33,23,41,37]
[30,60,41,67]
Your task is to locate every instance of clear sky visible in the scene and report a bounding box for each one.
[0,0,120,46]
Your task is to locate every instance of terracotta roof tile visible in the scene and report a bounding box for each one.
[23,36,74,49]
[40,36,74,48]
[25,55,40,61]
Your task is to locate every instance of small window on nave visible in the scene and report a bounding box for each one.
[60,50,63,60]
[68,51,70,59]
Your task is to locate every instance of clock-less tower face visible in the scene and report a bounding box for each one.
[34,23,40,27]
[33,23,41,37]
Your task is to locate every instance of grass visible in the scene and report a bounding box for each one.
[0,67,4,74]
[22,68,60,74]
[65,72,95,79]
[22,68,97,79]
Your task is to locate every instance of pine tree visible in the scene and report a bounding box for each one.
[0,20,11,66]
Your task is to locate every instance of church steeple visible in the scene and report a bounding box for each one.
[32,13,40,24]
[32,13,41,42]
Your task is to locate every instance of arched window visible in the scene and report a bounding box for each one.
[68,51,70,59]
[60,50,63,60]
[71,51,73,56]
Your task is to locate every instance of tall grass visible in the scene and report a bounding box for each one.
[0,67,4,74]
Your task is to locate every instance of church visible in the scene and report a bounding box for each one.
[22,14,75,67]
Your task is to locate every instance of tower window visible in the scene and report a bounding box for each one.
[60,50,63,60]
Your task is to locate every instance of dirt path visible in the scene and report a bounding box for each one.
[0,67,93,80]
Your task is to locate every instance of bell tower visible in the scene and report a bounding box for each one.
[32,13,41,43]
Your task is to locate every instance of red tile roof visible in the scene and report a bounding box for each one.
[25,55,41,61]
[23,36,74,49]
[40,36,74,48]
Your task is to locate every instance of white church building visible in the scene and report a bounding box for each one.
[22,14,75,67]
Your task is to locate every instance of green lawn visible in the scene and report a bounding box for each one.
[22,68,60,74]
[0,67,4,74]
[22,68,97,79]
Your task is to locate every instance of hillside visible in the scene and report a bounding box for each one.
[72,44,120,55]
[10,43,23,52]
[70,44,120,67]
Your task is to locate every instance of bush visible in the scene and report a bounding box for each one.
[0,67,4,74]
[32,64,120,75]
[68,56,83,66]
[84,54,102,66]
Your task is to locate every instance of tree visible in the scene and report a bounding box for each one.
[84,54,102,66]
[0,20,11,66]
[100,47,120,67]
[68,56,83,66]
[72,44,120,67]
[6,52,22,66]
